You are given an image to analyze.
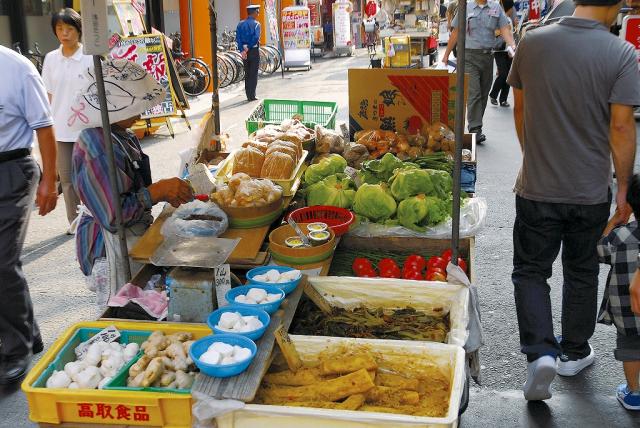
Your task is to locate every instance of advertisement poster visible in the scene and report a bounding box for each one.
[110,35,176,118]
[348,69,467,136]
[333,1,353,49]
[112,0,146,36]
[622,15,640,67]
[265,0,279,43]
[282,8,311,49]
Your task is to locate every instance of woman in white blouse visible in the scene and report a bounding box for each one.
[41,8,93,234]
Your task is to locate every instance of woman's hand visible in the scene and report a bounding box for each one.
[148,178,194,208]
[630,268,640,315]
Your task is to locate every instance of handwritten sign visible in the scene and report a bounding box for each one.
[333,1,353,49]
[110,35,176,118]
[214,264,232,308]
[282,8,311,49]
[112,0,146,36]
[74,325,120,359]
[80,0,109,55]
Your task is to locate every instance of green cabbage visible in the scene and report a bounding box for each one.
[304,154,347,185]
[306,174,356,208]
[428,169,453,199]
[353,183,397,221]
[397,194,429,232]
[389,168,434,201]
[358,153,411,185]
[422,196,450,226]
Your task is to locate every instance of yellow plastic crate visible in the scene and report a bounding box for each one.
[22,320,211,427]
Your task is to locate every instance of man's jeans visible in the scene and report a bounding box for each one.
[512,195,610,362]
[0,156,40,358]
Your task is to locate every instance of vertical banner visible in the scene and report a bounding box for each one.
[333,0,353,49]
[282,6,311,68]
[265,0,280,43]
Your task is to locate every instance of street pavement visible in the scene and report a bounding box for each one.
[2,50,640,427]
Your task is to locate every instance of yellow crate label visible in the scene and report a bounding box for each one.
[76,403,150,423]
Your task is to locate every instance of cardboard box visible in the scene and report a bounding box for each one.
[348,69,467,138]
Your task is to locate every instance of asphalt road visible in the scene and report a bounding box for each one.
[2,50,640,427]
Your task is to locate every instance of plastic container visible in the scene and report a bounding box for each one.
[189,334,257,378]
[269,223,337,266]
[215,335,466,428]
[286,206,355,237]
[246,265,302,295]
[22,321,212,427]
[245,99,338,134]
[225,285,285,314]
[207,306,271,340]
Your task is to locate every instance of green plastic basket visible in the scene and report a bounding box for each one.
[32,328,151,388]
[245,99,338,135]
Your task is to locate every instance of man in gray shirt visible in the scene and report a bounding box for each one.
[507,0,639,401]
[443,0,516,143]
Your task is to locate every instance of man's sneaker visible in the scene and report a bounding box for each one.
[557,344,594,376]
[523,355,557,401]
[617,384,640,411]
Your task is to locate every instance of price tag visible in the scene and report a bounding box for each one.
[75,325,120,359]
[215,264,232,308]
[274,324,303,372]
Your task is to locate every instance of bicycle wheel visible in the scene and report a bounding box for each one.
[181,58,212,96]
[221,55,235,88]
[265,45,282,73]
[217,55,232,89]
[227,51,245,83]
[258,47,270,76]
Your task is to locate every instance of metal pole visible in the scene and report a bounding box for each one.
[92,55,132,281]
[278,0,285,78]
[209,0,221,145]
[451,0,467,266]
[188,0,195,57]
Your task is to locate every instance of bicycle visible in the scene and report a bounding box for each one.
[14,42,44,74]
[169,33,212,97]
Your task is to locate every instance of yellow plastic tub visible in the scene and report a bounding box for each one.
[22,320,211,427]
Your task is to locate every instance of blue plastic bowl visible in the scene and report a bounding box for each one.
[207,306,270,340]
[246,266,302,295]
[225,285,285,314]
[189,334,257,378]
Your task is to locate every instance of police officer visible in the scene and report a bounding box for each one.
[443,0,516,143]
[236,4,262,101]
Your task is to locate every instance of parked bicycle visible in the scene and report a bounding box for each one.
[14,42,44,74]
[169,33,212,97]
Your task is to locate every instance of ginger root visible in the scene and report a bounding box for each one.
[129,355,151,378]
[128,372,145,387]
[160,371,176,387]
[168,332,193,343]
[141,357,165,388]
[175,370,195,389]
[142,331,170,358]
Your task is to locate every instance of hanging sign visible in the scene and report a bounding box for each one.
[81,0,110,55]
[333,1,353,49]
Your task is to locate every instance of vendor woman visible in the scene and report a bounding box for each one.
[71,59,194,296]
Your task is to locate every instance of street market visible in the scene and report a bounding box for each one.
[2,0,640,427]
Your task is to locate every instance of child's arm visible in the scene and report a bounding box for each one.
[630,267,640,315]
[597,216,620,264]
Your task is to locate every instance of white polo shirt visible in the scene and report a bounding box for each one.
[0,46,53,151]
[42,44,94,142]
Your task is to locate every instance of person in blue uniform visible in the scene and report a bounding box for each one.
[236,4,261,101]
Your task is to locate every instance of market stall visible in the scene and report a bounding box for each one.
[381,0,441,67]
[22,2,479,426]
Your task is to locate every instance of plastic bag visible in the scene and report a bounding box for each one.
[161,200,229,238]
[347,197,487,239]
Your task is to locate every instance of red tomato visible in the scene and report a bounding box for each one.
[403,269,424,281]
[352,258,373,275]
[426,267,446,277]
[378,258,399,271]
[455,257,468,273]
[427,256,446,271]
[441,249,453,260]
[404,254,426,272]
[427,271,447,282]
[359,268,378,278]
[380,265,401,279]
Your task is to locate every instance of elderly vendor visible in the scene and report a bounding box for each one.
[72,59,193,297]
